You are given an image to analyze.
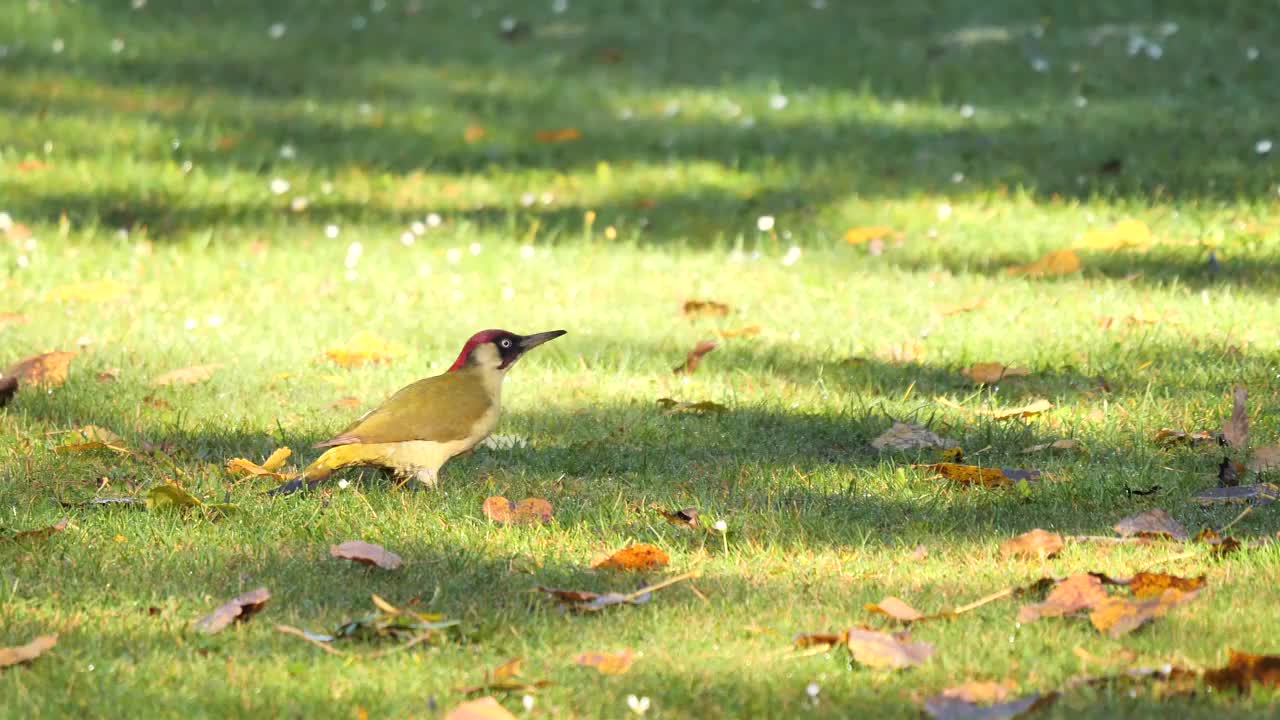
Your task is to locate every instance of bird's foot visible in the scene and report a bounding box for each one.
[264,477,324,496]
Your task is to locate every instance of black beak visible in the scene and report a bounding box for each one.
[517,329,567,352]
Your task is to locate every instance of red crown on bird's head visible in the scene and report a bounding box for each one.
[448,329,516,371]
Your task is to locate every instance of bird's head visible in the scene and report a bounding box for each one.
[447,329,567,372]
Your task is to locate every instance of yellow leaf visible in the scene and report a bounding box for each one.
[225,448,293,478]
[989,399,1053,420]
[843,226,896,245]
[962,362,1029,384]
[324,332,406,368]
[1074,219,1153,251]
[261,447,292,472]
[716,324,761,339]
[46,279,129,303]
[5,350,76,387]
[936,297,987,316]
[1006,249,1081,277]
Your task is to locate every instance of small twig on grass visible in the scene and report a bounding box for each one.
[275,624,346,656]
[623,569,703,603]
[1219,506,1253,534]
[1136,550,1199,571]
[951,586,1015,616]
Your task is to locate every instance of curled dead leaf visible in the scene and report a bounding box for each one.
[534,127,582,143]
[1128,572,1205,599]
[1204,650,1280,692]
[194,587,270,634]
[999,529,1065,560]
[681,299,730,317]
[845,628,933,669]
[444,696,517,720]
[1017,574,1107,623]
[865,596,926,623]
[1021,439,1078,454]
[672,340,717,375]
[330,540,403,570]
[226,447,293,478]
[7,517,69,543]
[1113,508,1187,542]
[1154,428,1219,446]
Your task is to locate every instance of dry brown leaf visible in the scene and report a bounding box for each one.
[46,279,129,303]
[793,632,846,650]
[845,628,933,669]
[1005,249,1081,277]
[463,125,486,143]
[962,362,1030,385]
[936,298,988,316]
[194,587,271,634]
[682,299,730,317]
[870,422,957,451]
[1113,508,1187,541]
[151,363,221,386]
[7,517,69,543]
[330,396,362,409]
[1088,588,1199,638]
[444,697,517,720]
[0,635,57,669]
[932,680,1018,705]
[1074,219,1153,251]
[659,507,700,529]
[6,350,75,387]
[1222,386,1249,449]
[1000,529,1065,560]
[865,596,925,623]
[324,332,407,368]
[482,496,553,524]
[877,339,925,364]
[1204,650,1280,692]
[1249,446,1280,473]
[330,540,403,570]
[915,463,1042,488]
[574,648,636,675]
[1017,574,1108,623]
[1021,439,1078,454]
[1128,572,1205,599]
[534,127,581,143]
[844,226,896,245]
[672,340,717,375]
[591,543,669,571]
[715,324,761,339]
[989,399,1053,420]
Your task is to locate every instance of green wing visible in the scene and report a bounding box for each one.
[316,370,491,446]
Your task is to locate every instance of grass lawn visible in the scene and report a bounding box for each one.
[4,0,1280,717]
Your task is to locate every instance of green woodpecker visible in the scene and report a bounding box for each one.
[288,329,565,492]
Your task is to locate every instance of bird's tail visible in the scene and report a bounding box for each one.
[301,444,383,480]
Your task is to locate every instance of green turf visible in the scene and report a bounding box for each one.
[3,0,1280,717]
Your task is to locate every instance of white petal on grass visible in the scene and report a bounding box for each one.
[469,242,483,256]
[289,196,308,212]
[1030,57,1049,72]
[344,242,363,268]
[769,93,789,110]
[626,696,651,715]
[1145,43,1163,59]
[269,178,290,195]
[501,286,515,301]
[951,172,966,183]
[425,212,442,227]
[1073,95,1088,108]
[806,682,820,698]
[206,314,223,328]
[713,519,728,532]
[51,38,65,53]
[351,16,368,30]
[184,318,197,330]
[756,215,775,231]
[522,695,536,711]
[337,479,350,490]
[446,247,463,264]
[1246,47,1260,61]
[959,104,975,118]
[520,192,536,207]
[1256,139,1273,155]
[268,23,286,39]
[324,224,340,239]
[410,221,426,235]
[400,231,416,246]
[110,38,125,53]
[279,143,297,160]
[936,202,953,220]
[519,244,536,259]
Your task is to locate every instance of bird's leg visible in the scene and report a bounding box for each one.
[413,467,439,488]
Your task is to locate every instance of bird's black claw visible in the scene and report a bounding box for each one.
[265,478,323,496]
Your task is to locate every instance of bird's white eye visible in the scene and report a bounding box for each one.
[500,339,512,348]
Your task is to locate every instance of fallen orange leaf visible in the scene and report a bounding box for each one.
[1018,574,1108,623]
[5,350,75,387]
[1006,249,1081,277]
[1089,588,1199,638]
[444,697,516,720]
[574,648,636,675]
[936,297,987,316]
[226,447,293,478]
[591,543,669,571]
[464,125,486,143]
[999,529,1065,560]
[962,362,1029,384]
